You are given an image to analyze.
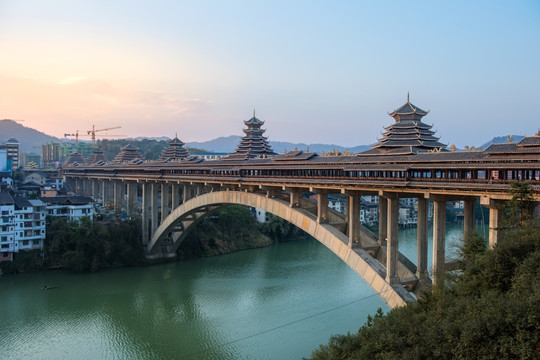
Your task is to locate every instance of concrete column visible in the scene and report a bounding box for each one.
[348,193,360,247]
[378,196,388,245]
[182,183,192,203]
[432,199,447,284]
[171,183,180,210]
[289,190,300,208]
[317,189,328,224]
[92,180,100,200]
[80,179,87,196]
[74,179,81,194]
[161,183,170,223]
[194,184,203,197]
[141,182,150,246]
[85,179,92,196]
[480,197,504,249]
[488,206,503,249]
[102,181,112,208]
[416,197,428,279]
[386,194,399,284]
[113,181,123,213]
[463,198,476,241]
[127,182,138,217]
[151,182,159,235]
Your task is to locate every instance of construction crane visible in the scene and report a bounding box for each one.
[64,130,80,144]
[87,125,121,146]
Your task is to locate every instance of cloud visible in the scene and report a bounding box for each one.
[0,74,212,138]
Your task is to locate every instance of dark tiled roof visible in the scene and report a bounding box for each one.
[39,196,94,205]
[274,150,318,161]
[484,142,540,154]
[518,135,540,146]
[87,148,108,163]
[13,197,32,208]
[113,144,144,163]
[0,192,15,205]
[388,96,429,121]
[64,152,86,165]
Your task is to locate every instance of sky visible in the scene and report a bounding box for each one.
[0,0,539,148]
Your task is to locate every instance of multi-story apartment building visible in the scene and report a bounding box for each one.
[13,198,46,253]
[0,192,46,262]
[0,192,16,261]
[0,138,20,170]
[40,196,94,222]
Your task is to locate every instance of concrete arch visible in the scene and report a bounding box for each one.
[148,191,415,308]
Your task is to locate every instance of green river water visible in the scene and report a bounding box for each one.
[0,224,485,360]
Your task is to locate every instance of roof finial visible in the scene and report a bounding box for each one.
[175,132,178,139]
[407,92,410,102]
[253,109,256,118]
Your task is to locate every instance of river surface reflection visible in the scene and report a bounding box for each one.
[0,224,484,359]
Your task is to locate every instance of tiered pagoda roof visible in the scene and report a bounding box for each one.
[364,95,446,155]
[159,135,189,161]
[64,152,85,165]
[87,148,108,164]
[227,112,276,160]
[112,144,143,164]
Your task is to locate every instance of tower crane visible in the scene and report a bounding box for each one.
[87,125,122,146]
[64,130,80,144]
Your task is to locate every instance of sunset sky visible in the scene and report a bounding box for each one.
[1,0,539,147]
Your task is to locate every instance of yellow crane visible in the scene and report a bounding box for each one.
[87,125,122,146]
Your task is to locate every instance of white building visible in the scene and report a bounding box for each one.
[0,192,16,261]
[13,198,46,253]
[40,196,94,222]
[0,193,46,262]
[254,208,269,223]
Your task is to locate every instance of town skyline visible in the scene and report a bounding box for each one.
[1,1,539,147]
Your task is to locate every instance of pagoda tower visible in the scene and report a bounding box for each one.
[159,135,189,161]
[87,148,108,163]
[366,95,446,154]
[112,144,143,163]
[64,151,85,165]
[228,112,276,160]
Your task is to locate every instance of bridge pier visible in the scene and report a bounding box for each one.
[383,192,400,285]
[92,180,101,201]
[416,197,428,279]
[161,183,170,222]
[315,189,329,224]
[171,183,181,210]
[127,181,138,217]
[463,197,476,241]
[151,183,159,235]
[183,183,192,202]
[113,181,123,213]
[432,197,447,284]
[378,197,388,246]
[102,181,113,208]
[346,191,361,247]
[480,197,504,249]
[141,182,151,245]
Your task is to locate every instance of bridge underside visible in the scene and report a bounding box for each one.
[147,191,418,308]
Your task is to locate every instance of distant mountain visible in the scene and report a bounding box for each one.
[479,135,524,150]
[0,120,60,153]
[127,136,171,142]
[185,135,371,154]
